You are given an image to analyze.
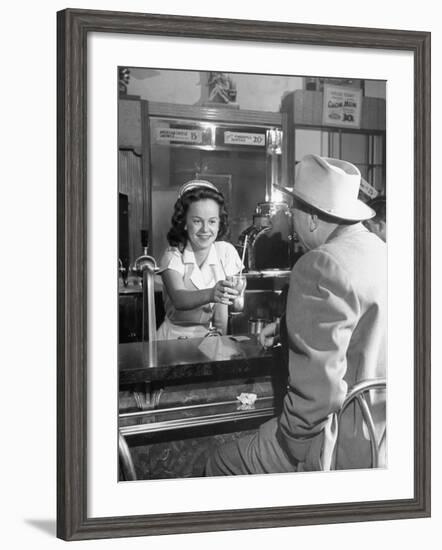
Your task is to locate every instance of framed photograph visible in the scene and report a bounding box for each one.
[57,8,431,541]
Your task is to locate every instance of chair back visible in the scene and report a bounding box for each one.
[334,378,386,469]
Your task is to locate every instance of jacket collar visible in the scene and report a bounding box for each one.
[326,222,368,244]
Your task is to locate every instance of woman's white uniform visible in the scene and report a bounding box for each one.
[156,241,242,340]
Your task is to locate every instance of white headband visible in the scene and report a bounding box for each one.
[178,179,219,198]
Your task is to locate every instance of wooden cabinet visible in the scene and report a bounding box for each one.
[119,293,142,343]
[119,291,166,343]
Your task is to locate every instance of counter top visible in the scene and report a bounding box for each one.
[119,270,291,295]
[245,270,291,278]
[119,335,279,385]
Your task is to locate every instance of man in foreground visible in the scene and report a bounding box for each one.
[206,154,387,474]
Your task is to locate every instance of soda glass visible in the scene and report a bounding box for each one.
[227,274,246,314]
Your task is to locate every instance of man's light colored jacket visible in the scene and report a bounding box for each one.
[279,223,387,470]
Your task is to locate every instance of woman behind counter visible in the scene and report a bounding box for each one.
[157,180,243,340]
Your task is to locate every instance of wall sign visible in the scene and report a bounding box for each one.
[224,131,266,146]
[322,84,363,128]
[156,128,203,144]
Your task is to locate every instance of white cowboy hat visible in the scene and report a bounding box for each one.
[275,154,375,221]
[178,179,219,198]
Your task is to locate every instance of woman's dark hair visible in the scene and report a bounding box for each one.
[167,187,229,249]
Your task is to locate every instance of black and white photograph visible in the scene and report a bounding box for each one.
[53,6,431,542]
[2,0,439,547]
[117,67,387,482]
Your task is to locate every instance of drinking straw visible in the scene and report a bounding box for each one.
[239,235,248,276]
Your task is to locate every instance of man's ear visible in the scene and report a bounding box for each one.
[309,214,319,232]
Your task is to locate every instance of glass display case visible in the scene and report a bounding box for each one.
[145,101,287,259]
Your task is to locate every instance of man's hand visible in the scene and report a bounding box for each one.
[259,321,278,349]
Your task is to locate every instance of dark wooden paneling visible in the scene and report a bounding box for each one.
[118,150,143,265]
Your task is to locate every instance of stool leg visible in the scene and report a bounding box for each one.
[118,432,137,481]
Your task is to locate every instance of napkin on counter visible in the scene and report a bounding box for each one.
[236,392,257,410]
[198,336,240,361]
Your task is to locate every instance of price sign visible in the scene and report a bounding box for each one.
[156,128,203,144]
[224,131,266,146]
[360,178,379,199]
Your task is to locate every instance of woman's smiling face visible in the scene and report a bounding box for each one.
[185,199,220,251]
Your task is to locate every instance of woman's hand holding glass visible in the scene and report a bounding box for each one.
[212,279,238,305]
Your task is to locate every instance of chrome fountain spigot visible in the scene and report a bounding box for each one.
[133,247,158,277]
[132,244,160,367]
[131,229,160,366]
[133,228,159,279]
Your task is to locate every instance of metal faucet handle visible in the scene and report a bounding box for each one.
[133,254,159,275]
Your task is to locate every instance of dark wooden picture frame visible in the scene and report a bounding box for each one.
[57,8,431,541]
